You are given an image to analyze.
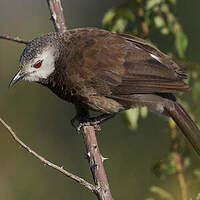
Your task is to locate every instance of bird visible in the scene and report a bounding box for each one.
[9,27,200,155]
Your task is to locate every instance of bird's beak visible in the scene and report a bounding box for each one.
[9,70,26,88]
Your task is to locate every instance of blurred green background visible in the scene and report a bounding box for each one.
[0,0,200,199]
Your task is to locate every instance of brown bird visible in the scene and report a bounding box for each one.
[9,28,200,155]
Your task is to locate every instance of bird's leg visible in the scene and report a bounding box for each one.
[71,105,101,133]
[88,113,116,125]
[71,105,116,133]
[71,105,90,133]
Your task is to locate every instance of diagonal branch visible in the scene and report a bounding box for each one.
[0,117,97,194]
[0,34,30,44]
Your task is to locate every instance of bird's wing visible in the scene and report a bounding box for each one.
[66,29,190,97]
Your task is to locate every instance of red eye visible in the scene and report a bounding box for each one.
[33,60,42,68]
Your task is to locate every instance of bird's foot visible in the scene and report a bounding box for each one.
[71,113,116,133]
[71,115,102,133]
[77,121,102,132]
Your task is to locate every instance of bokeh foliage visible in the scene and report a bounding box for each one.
[103,0,200,199]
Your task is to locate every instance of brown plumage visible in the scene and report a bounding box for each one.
[9,28,200,155]
[41,28,188,111]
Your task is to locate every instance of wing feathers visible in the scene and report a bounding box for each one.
[67,29,190,97]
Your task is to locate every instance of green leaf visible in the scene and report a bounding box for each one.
[182,157,191,169]
[140,106,148,118]
[161,4,170,12]
[166,13,176,30]
[167,0,176,5]
[102,9,116,25]
[112,18,128,33]
[175,31,188,58]
[146,0,163,10]
[161,27,170,35]
[192,81,200,101]
[154,16,166,28]
[150,186,175,200]
[124,108,139,130]
[194,168,200,177]
[197,193,200,200]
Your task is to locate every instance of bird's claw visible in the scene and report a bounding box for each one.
[71,116,102,134]
[77,121,101,132]
[71,112,115,134]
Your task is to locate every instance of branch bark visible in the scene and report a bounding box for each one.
[46,0,67,33]
[169,119,188,200]
[175,154,188,200]
[0,34,29,44]
[83,126,113,200]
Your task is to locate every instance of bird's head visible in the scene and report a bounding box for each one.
[9,33,59,87]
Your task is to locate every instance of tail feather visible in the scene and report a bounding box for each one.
[165,102,200,155]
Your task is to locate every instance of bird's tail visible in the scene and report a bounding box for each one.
[165,101,200,155]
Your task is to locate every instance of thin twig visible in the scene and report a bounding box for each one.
[0,118,97,194]
[175,154,188,200]
[46,0,67,33]
[0,34,30,44]
[169,120,188,200]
